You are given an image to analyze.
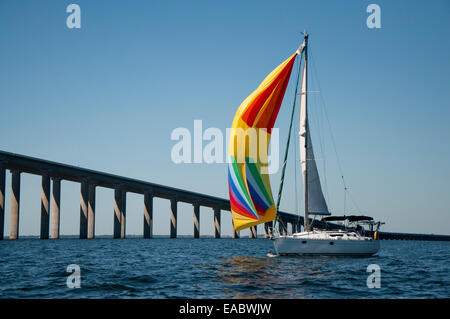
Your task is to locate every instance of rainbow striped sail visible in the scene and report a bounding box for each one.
[228,52,298,231]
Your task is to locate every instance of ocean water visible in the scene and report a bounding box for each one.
[0,238,448,298]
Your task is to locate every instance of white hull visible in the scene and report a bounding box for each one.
[272,231,380,256]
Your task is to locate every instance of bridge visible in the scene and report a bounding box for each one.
[1,150,449,241]
[0,150,300,240]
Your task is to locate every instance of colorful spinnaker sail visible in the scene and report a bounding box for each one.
[228,52,298,231]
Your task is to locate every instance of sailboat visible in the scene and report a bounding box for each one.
[228,32,381,256]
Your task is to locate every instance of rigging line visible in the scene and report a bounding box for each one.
[310,47,365,215]
[293,89,303,229]
[347,190,363,214]
[309,60,330,204]
[274,52,303,230]
[309,47,345,183]
[343,187,347,215]
[315,79,330,204]
[309,47,351,202]
[294,91,300,228]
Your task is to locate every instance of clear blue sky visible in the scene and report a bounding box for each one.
[1,0,449,236]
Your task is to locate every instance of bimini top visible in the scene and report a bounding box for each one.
[322,215,374,222]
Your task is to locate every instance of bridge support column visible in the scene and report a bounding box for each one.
[264,222,272,238]
[170,198,177,238]
[232,222,240,239]
[0,163,5,240]
[214,207,220,239]
[193,202,200,238]
[10,170,20,240]
[121,191,126,239]
[79,179,88,239]
[113,187,122,238]
[249,225,257,238]
[87,184,96,239]
[143,191,153,238]
[50,177,61,239]
[279,218,287,236]
[292,221,299,233]
[40,171,50,239]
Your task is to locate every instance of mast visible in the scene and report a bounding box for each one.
[298,31,330,231]
[274,40,305,232]
[301,31,310,231]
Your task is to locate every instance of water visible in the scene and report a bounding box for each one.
[0,238,449,298]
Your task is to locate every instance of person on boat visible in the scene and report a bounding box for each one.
[355,224,363,235]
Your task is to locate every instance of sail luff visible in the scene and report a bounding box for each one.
[275,51,303,213]
[228,52,298,232]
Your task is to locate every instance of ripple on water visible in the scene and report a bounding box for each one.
[0,239,449,298]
